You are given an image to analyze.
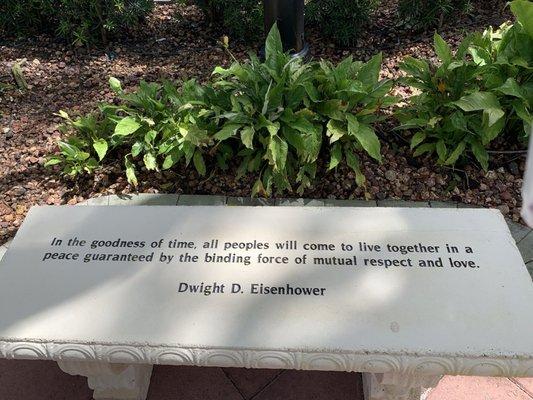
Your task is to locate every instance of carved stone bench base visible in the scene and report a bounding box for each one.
[362,372,442,400]
[58,361,153,400]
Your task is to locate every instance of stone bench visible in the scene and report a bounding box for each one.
[0,202,532,400]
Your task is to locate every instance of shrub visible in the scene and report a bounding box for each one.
[0,0,55,37]
[57,0,154,45]
[0,0,154,45]
[396,2,532,170]
[191,0,263,42]
[306,0,380,46]
[47,25,395,195]
[397,0,472,31]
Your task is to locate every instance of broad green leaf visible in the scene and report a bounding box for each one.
[193,151,206,176]
[436,140,447,161]
[358,53,382,85]
[78,152,90,161]
[286,115,315,134]
[453,92,500,112]
[513,100,532,124]
[413,143,435,157]
[471,141,489,171]
[265,24,283,62]
[481,115,505,145]
[240,126,255,149]
[329,142,342,170]
[267,135,288,172]
[495,78,525,99]
[162,148,181,170]
[434,33,452,65]
[511,0,533,39]
[258,115,280,136]
[450,112,469,132]
[144,130,157,144]
[316,100,345,120]
[400,57,430,80]
[183,141,196,165]
[131,141,143,157]
[410,131,426,149]
[303,82,319,102]
[125,158,138,187]
[444,141,467,165]
[344,149,366,186]
[469,47,491,66]
[214,123,241,141]
[181,125,209,146]
[114,117,141,137]
[58,141,78,158]
[483,107,505,127]
[251,178,265,197]
[326,120,346,143]
[346,115,381,162]
[456,34,473,59]
[92,139,108,161]
[44,157,62,167]
[109,77,122,93]
[143,153,157,171]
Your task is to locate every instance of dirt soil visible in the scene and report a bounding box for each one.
[0,0,526,244]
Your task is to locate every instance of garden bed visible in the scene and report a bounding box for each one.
[0,0,526,245]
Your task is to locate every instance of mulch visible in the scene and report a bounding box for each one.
[0,0,526,245]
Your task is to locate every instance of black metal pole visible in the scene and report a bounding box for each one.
[263,0,309,58]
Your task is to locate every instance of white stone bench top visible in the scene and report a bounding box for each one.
[0,206,532,378]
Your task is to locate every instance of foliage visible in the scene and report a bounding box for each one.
[397,0,472,31]
[0,0,55,37]
[47,25,394,196]
[190,0,263,42]
[306,0,380,45]
[210,28,393,194]
[0,0,154,45]
[396,1,532,170]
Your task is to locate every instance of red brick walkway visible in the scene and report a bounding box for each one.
[0,360,364,400]
[1,359,532,400]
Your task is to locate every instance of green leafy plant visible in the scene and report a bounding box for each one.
[313,54,395,185]
[469,2,533,139]
[1,0,153,45]
[47,25,394,196]
[0,0,55,37]
[47,77,218,184]
[397,0,472,31]
[396,2,532,170]
[306,0,380,45]
[396,34,494,169]
[189,0,263,42]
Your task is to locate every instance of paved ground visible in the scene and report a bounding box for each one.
[0,360,532,399]
[0,195,532,399]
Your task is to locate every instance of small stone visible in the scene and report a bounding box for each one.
[15,204,26,215]
[11,186,26,196]
[384,170,397,181]
[508,162,519,176]
[501,192,513,201]
[0,202,12,216]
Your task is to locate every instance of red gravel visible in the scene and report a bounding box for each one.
[0,0,526,245]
